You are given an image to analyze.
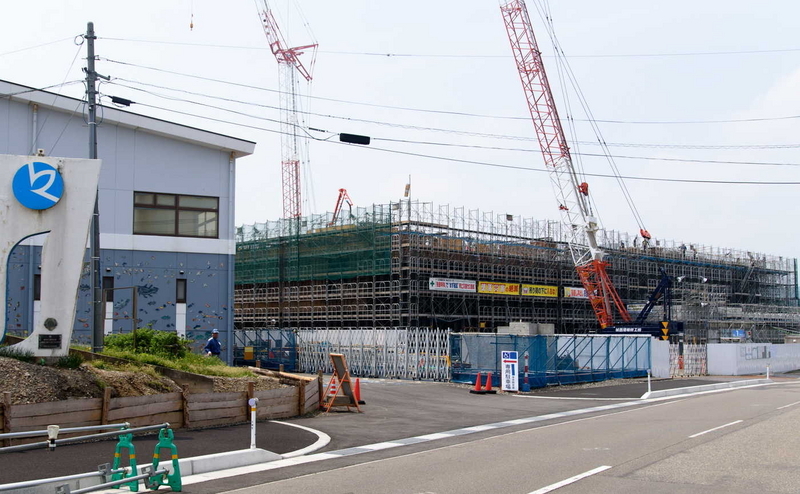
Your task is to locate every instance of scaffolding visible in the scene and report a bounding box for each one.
[235,200,800,340]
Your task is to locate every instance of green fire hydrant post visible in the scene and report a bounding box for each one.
[150,427,182,491]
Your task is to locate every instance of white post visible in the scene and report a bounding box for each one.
[766,364,770,380]
[647,369,651,394]
[248,398,258,449]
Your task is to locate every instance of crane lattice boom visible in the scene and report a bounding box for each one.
[259,1,317,219]
[499,0,630,328]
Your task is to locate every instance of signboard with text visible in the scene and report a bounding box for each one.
[428,277,477,293]
[563,286,588,299]
[521,284,558,297]
[478,282,520,295]
[501,351,519,392]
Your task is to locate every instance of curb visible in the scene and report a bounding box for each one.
[641,378,772,400]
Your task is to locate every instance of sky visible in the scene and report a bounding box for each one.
[1,1,799,266]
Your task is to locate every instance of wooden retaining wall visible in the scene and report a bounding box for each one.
[0,378,320,444]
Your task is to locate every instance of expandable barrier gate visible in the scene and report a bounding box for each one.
[451,334,651,388]
[297,327,450,380]
[669,342,707,377]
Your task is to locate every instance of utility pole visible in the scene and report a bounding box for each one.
[85,22,110,353]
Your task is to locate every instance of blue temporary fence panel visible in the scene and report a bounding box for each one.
[450,334,651,389]
[233,329,298,371]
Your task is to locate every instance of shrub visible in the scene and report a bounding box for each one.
[104,327,190,359]
[55,353,84,369]
[0,345,36,364]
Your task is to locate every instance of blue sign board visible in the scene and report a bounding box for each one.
[12,162,64,210]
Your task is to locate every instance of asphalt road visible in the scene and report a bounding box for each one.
[221,380,800,494]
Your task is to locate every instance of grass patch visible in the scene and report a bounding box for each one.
[97,348,254,378]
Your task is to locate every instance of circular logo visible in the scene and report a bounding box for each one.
[12,161,64,210]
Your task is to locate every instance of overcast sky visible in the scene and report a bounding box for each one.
[2,1,798,266]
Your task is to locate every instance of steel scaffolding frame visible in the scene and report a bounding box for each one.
[235,200,799,339]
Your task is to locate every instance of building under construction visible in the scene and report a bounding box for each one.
[234,200,800,342]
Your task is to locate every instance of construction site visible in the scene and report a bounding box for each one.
[234,199,800,343]
[233,0,800,347]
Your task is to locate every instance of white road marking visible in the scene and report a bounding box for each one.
[777,400,800,410]
[689,420,743,438]
[527,465,612,494]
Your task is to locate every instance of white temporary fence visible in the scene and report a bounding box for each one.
[297,327,450,380]
[707,343,800,375]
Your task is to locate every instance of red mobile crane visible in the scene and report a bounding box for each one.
[328,188,354,227]
[499,0,649,329]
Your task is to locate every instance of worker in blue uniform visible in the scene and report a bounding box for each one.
[204,329,222,357]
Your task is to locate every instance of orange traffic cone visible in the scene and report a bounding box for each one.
[470,372,486,394]
[483,372,497,394]
[328,376,338,397]
[354,378,365,405]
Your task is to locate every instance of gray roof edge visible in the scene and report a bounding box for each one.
[0,79,256,157]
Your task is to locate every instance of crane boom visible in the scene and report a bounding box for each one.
[328,188,354,227]
[259,1,317,219]
[499,0,630,328]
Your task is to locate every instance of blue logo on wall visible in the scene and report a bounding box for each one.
[12,162,64,210]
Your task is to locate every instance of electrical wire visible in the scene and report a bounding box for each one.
[98,36,800,59]
[32,37,86,154]
[111,77,800,158]
[116,99,800,186]
[108,80,800,169]
[101,58,800,126]
[0,36,75,58]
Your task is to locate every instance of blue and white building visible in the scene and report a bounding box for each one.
[1,79,255,360]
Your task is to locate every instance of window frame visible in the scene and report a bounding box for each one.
[133,191,220,239]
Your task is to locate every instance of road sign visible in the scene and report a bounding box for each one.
[501,351,518,392]
[12,161,64,210]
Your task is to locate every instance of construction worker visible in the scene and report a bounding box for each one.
[203,329,221,357]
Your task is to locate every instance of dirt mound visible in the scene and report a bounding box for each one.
[0,357,180,404]
[0,357,289,405]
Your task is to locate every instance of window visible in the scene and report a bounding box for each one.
[103,276,115,303]
[33,274,41,301]
[176,279,187,304]
[134,192,219,238]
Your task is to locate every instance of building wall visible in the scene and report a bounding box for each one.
[1,90,241,356]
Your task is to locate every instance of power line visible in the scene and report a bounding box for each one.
[98,36,800,59]
[109,77,800,159]
[101,58,800,126]
[117,99,800,186]
[0,36,76,58]
[0,80,84,99]
[108,80,800,169]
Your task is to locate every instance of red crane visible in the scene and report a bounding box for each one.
[499,0,635,328]
[258,1,317,219]
[328,188,354,227]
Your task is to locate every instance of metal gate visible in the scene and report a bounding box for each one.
[296,327,450,380]
[669,343,707,377]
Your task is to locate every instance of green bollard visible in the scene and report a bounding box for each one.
[150,427,182,491]
[110,432,139,492]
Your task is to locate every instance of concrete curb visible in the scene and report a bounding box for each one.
[641,378,771,400]
[272,420,332,458]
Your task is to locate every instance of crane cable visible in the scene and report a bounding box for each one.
[531,0,648,234]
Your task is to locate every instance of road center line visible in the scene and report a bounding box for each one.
[527,466,612,494]
[777,400,800,410]
[689,420,743,438]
